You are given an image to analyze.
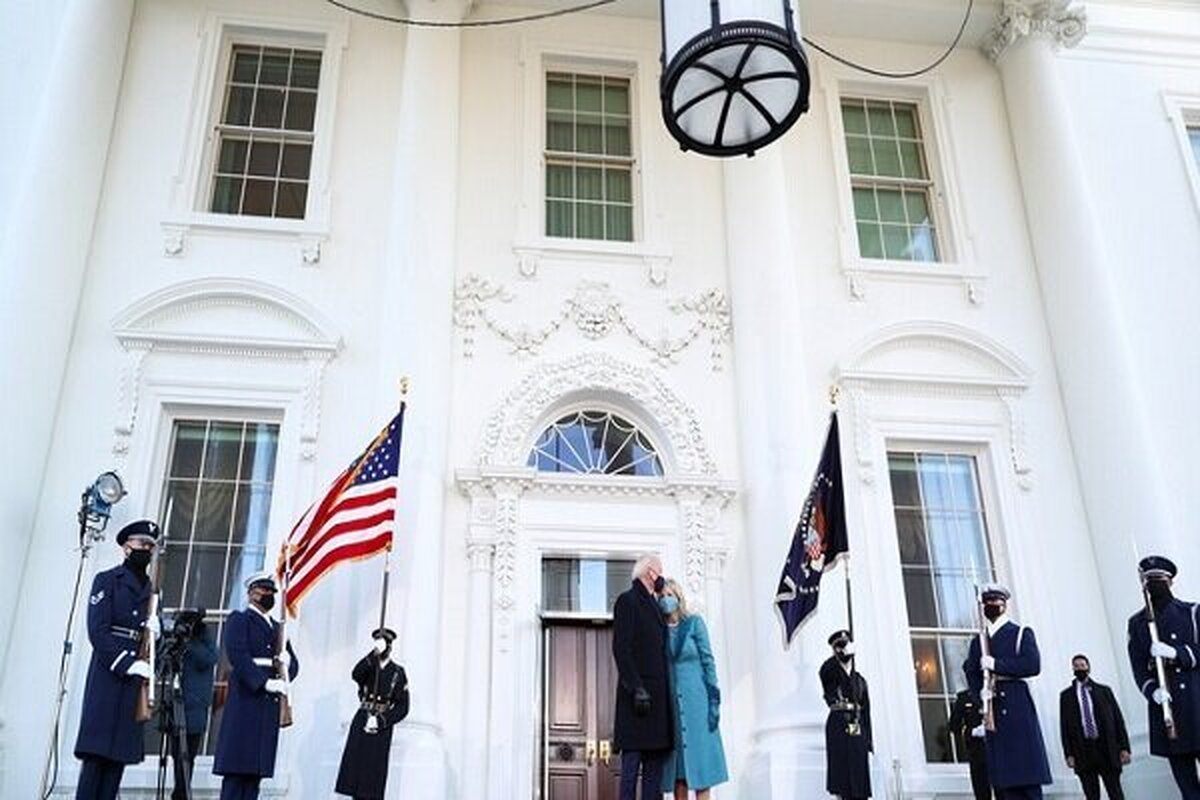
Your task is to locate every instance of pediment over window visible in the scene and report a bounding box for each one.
[112,278,341,357]
[838,321,1031,390]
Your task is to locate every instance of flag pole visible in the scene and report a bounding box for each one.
[376,377,409,634]
[830,383,862,736]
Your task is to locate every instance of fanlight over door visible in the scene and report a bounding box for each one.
[528,410,664,477]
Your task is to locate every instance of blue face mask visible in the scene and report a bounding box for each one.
[659,596,679,615]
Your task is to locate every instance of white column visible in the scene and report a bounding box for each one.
[375,1,470,796]
[0,0,134,683]
[986,0,1177,759]
[722,148,827,797]
[461,537,494,800]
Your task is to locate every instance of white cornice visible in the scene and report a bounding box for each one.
[983,0,1088,62]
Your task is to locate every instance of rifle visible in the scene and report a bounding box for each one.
[276,556,294,728]
[1142,572,1177,740]
[976,586,996,732]
[134,539,163,722]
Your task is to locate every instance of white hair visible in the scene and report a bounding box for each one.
[632,554,661,579]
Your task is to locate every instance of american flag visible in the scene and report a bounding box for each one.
[280,407,404,616]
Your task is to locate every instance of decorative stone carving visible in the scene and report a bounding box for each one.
[998,389,1034,490]
[162,224,187,257]
[983,0,1087,62]
[847,384,876,486]
[478,352,718,477]
[466,541,495,573]
[452,274,732,370]
[299,235,323,266]
[492,491,520,654]
[112,342,152,458]
[679,498,715,604]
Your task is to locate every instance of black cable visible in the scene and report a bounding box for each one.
[801,0,974,79]
[321,0,617,28]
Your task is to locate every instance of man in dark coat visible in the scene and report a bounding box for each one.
[612,554,672,800]
[172,614,218,800]
[964,583,1052,800]
[74,519,160,800]
[1127,555,1200,799]
[948,688,993,800]
[335,627,410,799]
[820,629,872,799]
[1059,653,1130,799]
[214,571,299,800]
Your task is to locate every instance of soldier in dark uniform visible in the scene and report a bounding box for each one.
[335,627,410,799]
[213,571,299,800]
[820,629,872,800]
[964,583,1052,800]
[74,519,160,800]
[948,688,993,800]
[1127,556,1200,799]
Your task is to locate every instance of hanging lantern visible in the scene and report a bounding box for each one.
[660,0,811,157]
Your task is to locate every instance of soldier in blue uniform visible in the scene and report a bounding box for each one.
[820,629,873,800]
[213,571,299,800]
[964,583,1052,800]
[1127,556,1200,799]
[74,519,160,800]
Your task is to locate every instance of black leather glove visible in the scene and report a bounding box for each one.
[633,687,651,717]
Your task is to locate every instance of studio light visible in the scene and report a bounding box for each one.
[78,470,126,537]
[660,0,811,157]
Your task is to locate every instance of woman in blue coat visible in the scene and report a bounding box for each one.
[659,579,728,798]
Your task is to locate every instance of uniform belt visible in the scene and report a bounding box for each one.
[110,625,139,640]
[252,657,275,667]
[830,702,859,712]
[361,701,391,714]
[994,676,1026,684]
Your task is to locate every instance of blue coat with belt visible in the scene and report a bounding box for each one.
[964,619,1052,789]
[213,608,299,777]
[661,616,728,792]
[74,563,153,764]
[1127,598,1200,757]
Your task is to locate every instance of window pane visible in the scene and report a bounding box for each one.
[291,54,321,89]
[242,179,275,216]
[253,88,285,128]
[170,422,207,478]
[224,86,254,126]
[899,139,927,179]
[547,112,574,151]
[195,482,235,543]
[217,138,249,175]
[856,223,884,259]
[881,224,911,260]
[259,49,291,86]
[1190,128,1200,166]
[919,698,954,763]
[888,453,919,505]
[276,182,307,219]
[877,189,905,223]
[917,454,952,509]
[529,411,662,476]
[546,164,573,198]
[912,637,942,693]
[895,105,918,138]
[607,204,633,242]
[280,143,312,180]
[941,636,972,694]
[947,455,979,509]
[184,545,229,609]
[904,191,932,225]
[903,567,939,628]
[895,510,929,565]
[852,187,877,221]
[845,136,873,174]
[872,137,902,177]
[284,90,317,132]
[160,548,188,608]
[576,166,602,200]
[233,484,274,548]
[546,200,573,237]
[867,102,896,136]
[163,481,197,539]
[576,78,602,112]
[909,225,938,262]
[547,76,573,110]
[577,203,604,239]
[842,102,867,135]
[605,120,631,157]
[576,114,603,154]
[606,168,632,203]
[231,48,260,83]
[604,83,629,115]
[210,177,243,214]
[247,141,281,177]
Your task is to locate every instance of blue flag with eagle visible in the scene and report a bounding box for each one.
[775,412,849,648]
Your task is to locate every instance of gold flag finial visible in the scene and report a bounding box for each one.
[829,383,841,409]
[399,376,410,399]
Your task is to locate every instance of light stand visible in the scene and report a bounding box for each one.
[38,472,126,800]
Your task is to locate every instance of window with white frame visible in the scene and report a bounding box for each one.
[841,98,940,263]
[888,450,997,764]
[545,72,635,242]
[208,44,322,219]
[528,410,662,476]
[146,418,281,756]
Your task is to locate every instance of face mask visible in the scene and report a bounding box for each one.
[653,575,666,593]
[659,596,679,615]
[1074,669,1089,682]
[256,593,276,612]
[983,604,1004,621]
[126,549,152,572]
[836,649,852,663]
[1147,580,1172,606]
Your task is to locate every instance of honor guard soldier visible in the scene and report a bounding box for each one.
[1127,556,1200,798]
[949,688,994,800]
[964,583,1052,800]
[74,519,160,800]
[213,571,299,800]
[820,630,873,800]
[334,627,410,799]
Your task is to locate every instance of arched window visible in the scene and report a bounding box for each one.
[527,410,663,476]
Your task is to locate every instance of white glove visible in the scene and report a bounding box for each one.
[971,724,987,739]
[126,659,152,680]
[1153,687,1172,706]
[145,614,161,637]
[277,650,291,669]
[1151,641,1178,660]
[265,679,288,696]
[980,688,994,703]
[980,655,996,671]
[373,637,388,655]
[364,714,380,734]
[841,642,856,656]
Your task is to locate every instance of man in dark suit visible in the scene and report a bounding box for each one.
[612,554,672,800]
[949,688,993,800]
[1127,555,1200,799]
[1059,654,1130,799]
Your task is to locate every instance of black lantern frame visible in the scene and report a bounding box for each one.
[660,0,811,158]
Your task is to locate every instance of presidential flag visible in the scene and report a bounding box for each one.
[775,412,849,648]
[280,407,405,616]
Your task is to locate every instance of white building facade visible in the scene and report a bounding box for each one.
[1,0,1198,797]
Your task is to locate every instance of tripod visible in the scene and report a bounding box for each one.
[153,652,193,800]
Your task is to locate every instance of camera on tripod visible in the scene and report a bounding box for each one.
[150,607,208,800]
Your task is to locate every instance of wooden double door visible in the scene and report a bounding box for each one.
[544,621,622,800]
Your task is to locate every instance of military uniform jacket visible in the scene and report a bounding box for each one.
[820,656,873,798]
[335,655,410,799]
[612,580,673,752]
[948,689,987,765]
[213,607,299,777]
[964,619,1052,789]
[1127,598,1200,757]
[74,563,153,764]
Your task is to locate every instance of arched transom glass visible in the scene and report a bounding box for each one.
[527,410,664,477]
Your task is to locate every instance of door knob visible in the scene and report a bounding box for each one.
[585,739,597,767]
[599,739,611,766]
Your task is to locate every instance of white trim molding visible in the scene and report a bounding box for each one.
[1162,92,1200,221]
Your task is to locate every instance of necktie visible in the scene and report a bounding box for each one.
[1081,683,1098,739]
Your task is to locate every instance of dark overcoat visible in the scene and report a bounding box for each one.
[335,655,410,799]
[213,608,299,777]
[181,629,219,736]
[612,580,672,752]
[820,655,873,798]
[74,563,152,764]
[1059,679,1130,773]
[1127,598,1200,757]
[948,689,993,800]
[964,620,1052,789]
